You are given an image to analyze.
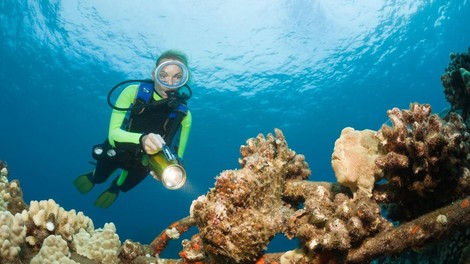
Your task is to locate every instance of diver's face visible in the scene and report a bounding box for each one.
[153,59,184,98]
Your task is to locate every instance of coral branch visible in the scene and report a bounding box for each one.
[150,216,195,255]
[346,196,470,263]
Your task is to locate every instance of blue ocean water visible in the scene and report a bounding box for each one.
[0,0,469,258]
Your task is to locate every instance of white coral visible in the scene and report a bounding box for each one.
[0,172,14,211]
[73,222,121,263]
[30,235,78,264]
[280,248,306,264]
[0,211,26,260]
[0,167,8,179]
[24,199,94,245]
[165,227,180,239]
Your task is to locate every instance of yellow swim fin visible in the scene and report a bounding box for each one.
[94,182,120,208]
[73,172,95,194]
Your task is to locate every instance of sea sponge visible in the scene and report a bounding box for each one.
[30,235,78,264]
[332,127,382,197]
[72,222,121,263]
[0,211,26,261]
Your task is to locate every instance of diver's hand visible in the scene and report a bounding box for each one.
[141,133,165,155]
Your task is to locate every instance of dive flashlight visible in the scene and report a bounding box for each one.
[149,145,186,190]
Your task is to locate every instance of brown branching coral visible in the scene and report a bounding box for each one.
[375,103,470,221]
[188,129,310,263]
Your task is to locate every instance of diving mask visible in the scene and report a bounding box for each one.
[154,60,189,90]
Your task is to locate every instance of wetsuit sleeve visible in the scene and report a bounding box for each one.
[177,110,192,158]
[108,85,142,150]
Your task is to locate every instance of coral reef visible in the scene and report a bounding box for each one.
[23,198,95,249]
[151,124,470,263]
[30,235,79,264]
[72,223,121,263]
[2,48,470,263]
[285,181,393,260]
[188,129,310,263]
[0,210,26,261]
[0,161,27,214]
[1,114,470,263]
[375,103,470,221]
[0,161,143,264]
[441,46,470,121]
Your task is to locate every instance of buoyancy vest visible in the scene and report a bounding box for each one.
[125,82,188,146]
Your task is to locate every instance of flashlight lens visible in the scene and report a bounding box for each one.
[162,166,185,189]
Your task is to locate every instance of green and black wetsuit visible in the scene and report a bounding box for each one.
[76,83,191,207]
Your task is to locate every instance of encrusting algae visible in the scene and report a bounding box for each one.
[2,47,470,263]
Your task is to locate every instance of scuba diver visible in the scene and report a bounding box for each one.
[73,50,192,208]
